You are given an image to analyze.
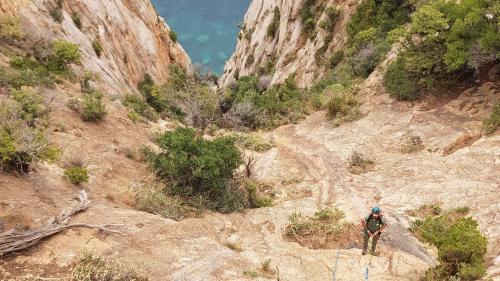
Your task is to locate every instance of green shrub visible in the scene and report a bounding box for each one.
[47,40,81,73]
[92,40,103,57]
[11,87,48,126]
[72,12,82,29]
[135,186,188,221]
[384,0,499,100]
[71,253,148,281]
[329,50,344,69]
[383,56,419,101]
[320,6,340,30]
[243,179,273,208]
[146,128,244,213]
[7,56,55,88]
[49,8,63,23]
[233,132,274,152]
[300,0,317,38]
[70,90,107,122]
[124,94,158,121]
[169,30,178,42]
[483,102,499,135]
[413,215,488,281]
[0,15,25,41]
[64,166,89,184]
[81,90,106,122]
[245,53,255,67]
[0,102,59,172]
[326,90,361,125]
[267,7,281,38]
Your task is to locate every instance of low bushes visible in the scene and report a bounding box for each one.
[284,208,359,249]
[325,89,362,126]
[0,101,59,172]
[92,40,103,57]
[410,208,487,281]
[267,7,281,38]
[64,166,89,184]
[72,13,82,29]
[145,127,245,213]
[347,150,374,175]
[11,87,49,127]
[169,30,178,42]
[69,90,107,122]
[135,186,189,221]
[483,102,499,135]
[123,94,158,122]
[383,1,499,100]
[71,253,148,281]
[0,15,25,41]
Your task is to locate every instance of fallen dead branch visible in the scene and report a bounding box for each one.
[0,190,124,256]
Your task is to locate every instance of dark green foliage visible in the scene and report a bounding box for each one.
[300,0,317,38]
[81,90,106,122]
[267,7,281,38]
[347,0,413,39]
[320,5,341,30]
[245,53,255,67]
[49,9,63,23]
[227,76,306,128]
[329,50,344,68]
[411,214,487,280]
[146,128,244,213]
[483,102,499,134]
[72,12,82,29]
[124,94,158,121]
[169,30,178,42]
[384,56,419,100]
[383,0,499,100]
[92,40,103,57]
[64,166,89,184]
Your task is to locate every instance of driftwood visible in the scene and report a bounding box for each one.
[0,190,124,256]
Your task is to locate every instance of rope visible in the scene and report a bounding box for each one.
[332,249,340,281]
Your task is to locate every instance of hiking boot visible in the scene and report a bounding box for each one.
[362,250,367,255]
[370,251,379,256]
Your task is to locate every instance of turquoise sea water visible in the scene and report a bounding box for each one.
[151,0,251,75]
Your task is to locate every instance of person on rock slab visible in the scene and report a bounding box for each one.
[361,207,386,255]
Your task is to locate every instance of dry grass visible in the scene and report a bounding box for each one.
[347,150,375,175]
[400,134,424,153]
[70,253,148,281]
[224,242,243,252]
[407,203,470,219]
[442,134,480,155]
[243,258,277,279]
[284,208,361,249]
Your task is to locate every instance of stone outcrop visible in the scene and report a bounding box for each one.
[0,0,190,94]
[220,0,358,88]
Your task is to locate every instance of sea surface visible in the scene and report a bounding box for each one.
[151,0,251,75]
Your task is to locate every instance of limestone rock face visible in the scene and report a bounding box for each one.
[0,0,190,94]
[220,0,358,88]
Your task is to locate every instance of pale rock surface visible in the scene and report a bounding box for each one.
[0,0,190,94]
[220,0,359,88]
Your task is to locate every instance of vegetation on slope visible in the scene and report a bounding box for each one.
[409,205,488,280]
[384,0,499,100]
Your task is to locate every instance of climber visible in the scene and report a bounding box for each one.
[361,206,386,256]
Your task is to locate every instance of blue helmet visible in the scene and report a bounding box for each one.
[372,207,381,214]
